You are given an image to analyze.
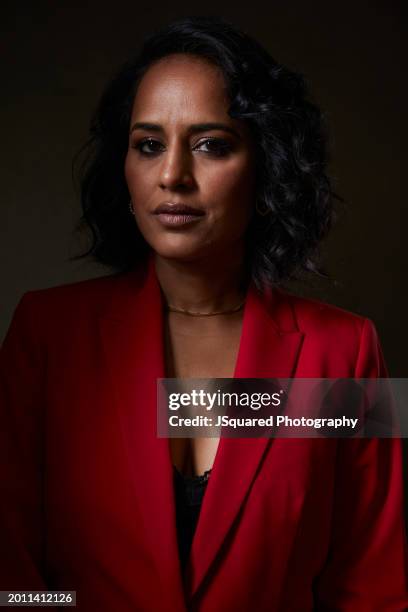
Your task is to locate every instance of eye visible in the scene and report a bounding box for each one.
[133,138,165,156]
[194,137,232,157]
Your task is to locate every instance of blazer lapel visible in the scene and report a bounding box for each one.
[97,257,187,611]
[98,256,305,606]
[186,284,305,598]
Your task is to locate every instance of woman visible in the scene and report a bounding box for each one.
[0,16,406,611]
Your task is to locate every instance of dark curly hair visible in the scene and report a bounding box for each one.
[73,15,338,290]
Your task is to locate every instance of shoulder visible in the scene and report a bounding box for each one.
[270,286,381,353]
[16,268,144,319]
[6,270,145,347]
[268,288,385,376]
[269,286,369,332]
[21,273,119,308]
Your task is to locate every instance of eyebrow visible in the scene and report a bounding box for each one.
[129,122,241,138]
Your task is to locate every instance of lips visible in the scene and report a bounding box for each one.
[153,203,205,216]
[152,202,205,228]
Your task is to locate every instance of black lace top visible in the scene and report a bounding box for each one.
[173,465,212,571]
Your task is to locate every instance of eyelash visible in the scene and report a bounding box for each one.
[132,137,232,158]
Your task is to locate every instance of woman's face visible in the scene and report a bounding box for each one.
[124,54,256,263]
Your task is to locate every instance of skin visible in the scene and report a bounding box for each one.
[124,54,257,475]
[124,53,257,313]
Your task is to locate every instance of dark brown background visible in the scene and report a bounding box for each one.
[1,1,407,511]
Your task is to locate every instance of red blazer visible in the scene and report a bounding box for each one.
[1,256,407,611]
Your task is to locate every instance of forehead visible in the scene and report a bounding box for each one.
[130,54,231,122]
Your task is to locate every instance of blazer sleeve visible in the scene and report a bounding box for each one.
[314,318,408,611]
[0,292,50,591]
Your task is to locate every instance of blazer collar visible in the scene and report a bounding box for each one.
[98,254,305,604]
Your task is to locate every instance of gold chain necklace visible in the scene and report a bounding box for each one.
[166,299,245,317]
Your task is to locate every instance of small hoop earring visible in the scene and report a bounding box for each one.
[129,199,135,216]
[255,199,270,216]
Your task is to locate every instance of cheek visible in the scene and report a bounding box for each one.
[206,159,255,217]
[124,155,133,185]
[124,158,154,238]
[124,157,136,194]
[124,156,151,200]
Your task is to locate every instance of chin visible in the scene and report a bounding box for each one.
[149,236,212,263]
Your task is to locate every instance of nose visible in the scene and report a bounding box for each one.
[158,142,195,191]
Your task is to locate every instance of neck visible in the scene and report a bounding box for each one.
[154,250,249,313]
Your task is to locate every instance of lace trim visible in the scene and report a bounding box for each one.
[173,464,212,485]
